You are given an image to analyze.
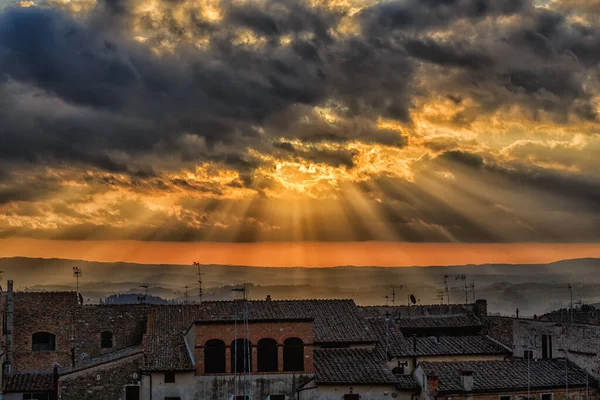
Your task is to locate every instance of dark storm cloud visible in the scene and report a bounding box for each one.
[273,141,357,168]
[404,39,493,70]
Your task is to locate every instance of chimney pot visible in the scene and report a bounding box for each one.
[427,374,439,397]
[461,370,474,392]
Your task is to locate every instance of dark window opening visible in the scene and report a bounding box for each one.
[269,396,285,400]
[23,394,50,400]
[231,339,252,373]
[234,396,250,400]
[164,371,175,383]
[500,396,512,400]
[283,338,304,372]
[204,339,226,373]
[32,332,56,351]
[392,366,404,375]
[524,350,533,359]
[165,398,181,400]
[100,331,114,348]
[125,386,140,400]
[257,338,278,372]
[542,335,552,359]
[344,395,360,400]
[541,394,553,400]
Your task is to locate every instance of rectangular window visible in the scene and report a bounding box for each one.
[541,394,553,400]
[164,371,176,383]
[344,395,360,400]
[500,396,512,400]
[269,396,286,400]
[542,335,553,359]
[524,350,533,359]
[125,386,140,400]
[165,398,182,400]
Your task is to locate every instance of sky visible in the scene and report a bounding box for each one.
[0,0,599,266]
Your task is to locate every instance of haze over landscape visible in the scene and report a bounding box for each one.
[1,0,600,304]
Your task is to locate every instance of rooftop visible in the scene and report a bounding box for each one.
[3,371,55,393]
[314,348,419,390]
[420,359,595,394]
[144,299,376,371]
[367,318,509,357]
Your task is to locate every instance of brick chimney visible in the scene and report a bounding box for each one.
[427,374,439,397]
[461,370,474,392]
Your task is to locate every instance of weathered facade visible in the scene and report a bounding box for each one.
[485,316,600,378]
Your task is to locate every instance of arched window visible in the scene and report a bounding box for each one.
[283,338,304,371]
[231,339,252,373]
[32,332,56,351]
[257,338,278,372]
[204,339,226,373]
[100,331,114,348]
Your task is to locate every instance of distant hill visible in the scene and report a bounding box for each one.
[1,257,600,316]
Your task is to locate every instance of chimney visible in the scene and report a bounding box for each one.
[6,280,14,366]
[427,374,439,397]
[461,370,474,392]
[475,299,487,318]
[516,309,520,319]
[266,295,272,301]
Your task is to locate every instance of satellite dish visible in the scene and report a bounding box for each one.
[410,294,417,305]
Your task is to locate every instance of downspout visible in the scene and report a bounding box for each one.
[295,377,317,400]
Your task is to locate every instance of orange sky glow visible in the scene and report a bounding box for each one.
[1,239,599,267]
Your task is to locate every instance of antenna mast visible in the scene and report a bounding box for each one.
[138,284,148,304]
[456,275,468,304]
[72,267,82,295]
[444,275,450,304]
[193,262,204,302]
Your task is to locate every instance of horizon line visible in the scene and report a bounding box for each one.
[1,239,600,267]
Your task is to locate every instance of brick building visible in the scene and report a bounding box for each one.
[0,280,597,400]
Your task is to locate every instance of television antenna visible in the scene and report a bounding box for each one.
[193,262,204,302]
[436,289,445,304]
[138,284,148,304]
[72,267,82,295]
[174,286,190,304]
[455,274,468,304]
[443,275,450,304]
[388,285,403,306]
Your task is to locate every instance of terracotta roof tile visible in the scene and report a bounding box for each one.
[144,300,376,371]
[314,348,419,389]
[3,372,55,393]
[367,319,509,357]
[420,359,596,394]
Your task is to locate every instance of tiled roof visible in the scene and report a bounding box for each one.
[3,372,55,393]
[420,359,595,394]
[394,314,482,329]
[314,348,419,390]
[367,319,509,357]
[62,345,144,375]
[540,310,597,325]
[144,300,376,371]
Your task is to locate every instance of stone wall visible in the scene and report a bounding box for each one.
[144,372,314,400]
[12,292,77,371]
[59,354,143,400]
[434,388,591,400]
[485,316,600,378]
[74,305,148,358]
